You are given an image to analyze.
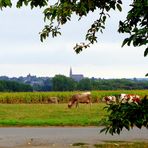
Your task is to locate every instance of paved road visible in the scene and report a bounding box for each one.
[0,127,147,148]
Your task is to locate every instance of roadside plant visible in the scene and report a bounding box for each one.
[100,95,148,135]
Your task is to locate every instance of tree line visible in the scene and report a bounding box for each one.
[0,80,33,92]
[52,75,148,91]
[0,75,148,92]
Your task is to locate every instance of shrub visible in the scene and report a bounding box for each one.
[100,95,148,135]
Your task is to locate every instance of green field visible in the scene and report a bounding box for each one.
[0,90,147,126]
[0,103,107,126]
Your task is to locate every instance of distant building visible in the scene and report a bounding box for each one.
[69,67,84,82]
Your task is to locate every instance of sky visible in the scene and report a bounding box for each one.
[0,1,147,79]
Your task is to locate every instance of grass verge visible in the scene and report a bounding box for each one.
[93,141,148,148]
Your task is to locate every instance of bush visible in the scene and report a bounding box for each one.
[100,95,148,135]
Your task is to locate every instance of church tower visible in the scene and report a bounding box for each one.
[70,67,72,77]
[69,67,84,81]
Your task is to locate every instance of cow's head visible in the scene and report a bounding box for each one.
[68,101,72,108]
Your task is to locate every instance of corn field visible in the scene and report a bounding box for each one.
[0,90,147,104]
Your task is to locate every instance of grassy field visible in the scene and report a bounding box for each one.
[0,103,107,126]
[0,90,147,126]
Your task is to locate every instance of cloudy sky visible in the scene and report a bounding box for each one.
[0,1,147,79]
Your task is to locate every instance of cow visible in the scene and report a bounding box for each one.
[102,94,141,105]
[119,94,141,104]
[102,96,117,104]
[48,97,59,104]
[68,92,92,108]
[43,97,59,104]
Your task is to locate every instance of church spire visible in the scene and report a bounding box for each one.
[70,67,72,77]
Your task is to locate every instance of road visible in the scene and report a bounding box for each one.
[0,127,147,148]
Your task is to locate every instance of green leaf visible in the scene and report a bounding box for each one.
[121,38,129,47]
[0,0,12,9]
[117,128,121,134]
[117,0,122,4]
[144,47,148,57]
[116,4,122,12]
[102,16,106,24]
[100,127,108,133]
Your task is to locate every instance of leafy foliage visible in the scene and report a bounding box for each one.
[16,0,48,9]
[0,0,147,55]
[0,0,12,9]
[100,95,148,135]
[40,0,123,53]
[118,0,148,56]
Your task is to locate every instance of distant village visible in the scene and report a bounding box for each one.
[0,67,148,91]
[0,68,85,91]
[0,68,84,86]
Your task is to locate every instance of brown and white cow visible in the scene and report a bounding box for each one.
[119,94,141,104]
[102,96,117,104]
[103,94,141,104]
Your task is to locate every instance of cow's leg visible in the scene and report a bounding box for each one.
[75,101,79,108]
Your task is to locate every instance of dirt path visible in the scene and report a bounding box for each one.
[0,127,147,148]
